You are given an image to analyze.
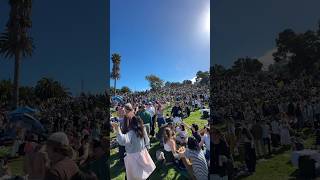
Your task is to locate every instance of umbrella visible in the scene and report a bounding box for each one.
[9,113,45,134]
[8,106,38,116]
[111,95,124,104]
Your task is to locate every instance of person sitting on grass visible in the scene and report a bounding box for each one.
[163,127,179,164]
[178,137,208,180]
[176,124,187,145]
[165,114,173,123]
[183,123,202,143]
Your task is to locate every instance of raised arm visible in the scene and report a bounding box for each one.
[115,125,132,146]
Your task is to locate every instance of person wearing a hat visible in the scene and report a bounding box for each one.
[44,132,79,180]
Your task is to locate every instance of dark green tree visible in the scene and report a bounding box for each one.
[0,0,34,108]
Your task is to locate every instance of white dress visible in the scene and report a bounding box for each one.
[280,125,291,145]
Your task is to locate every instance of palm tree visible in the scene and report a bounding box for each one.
[111,53,121,96]
[0,0,34,108]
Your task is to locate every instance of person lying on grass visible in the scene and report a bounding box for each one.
[177,137,208,180]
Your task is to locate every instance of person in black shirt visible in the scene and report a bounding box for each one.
[191,124,201,143]
[171,102,182,118]
[210,129,232,179]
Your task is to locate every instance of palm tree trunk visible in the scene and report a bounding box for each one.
[13,49,21,109]
[114,79,117,96]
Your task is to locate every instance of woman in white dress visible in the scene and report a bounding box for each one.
[280,121,291,146]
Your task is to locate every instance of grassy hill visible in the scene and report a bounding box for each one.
[110,109,208,180]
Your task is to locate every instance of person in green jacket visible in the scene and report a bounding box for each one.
[137,105,152,136]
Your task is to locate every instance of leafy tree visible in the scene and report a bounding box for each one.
[196,71,210,85]
[0,0,34,108]
[35,78,69,100]
[213,64,226,76]
[145,75,164,90]
[120,86,131,94]
[0,79,13,103]
[232,57,263,74]
[273,26,320,76]
[182,80,192,85]
[111,53,121,96]
[19,86,35,104]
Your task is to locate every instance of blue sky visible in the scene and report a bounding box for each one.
[0,0,107,95]
[110,0,210,91]
[212,0,320,69]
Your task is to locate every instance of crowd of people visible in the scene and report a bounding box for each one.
[210,72,320,179]
[110,83,210,180]
[0,94,109,180]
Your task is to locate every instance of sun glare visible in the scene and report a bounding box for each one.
[204,10,210,33]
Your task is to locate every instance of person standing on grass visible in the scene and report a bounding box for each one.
[116,105,126,165]
[112,116,155,180]
[137,105,152,137]
[146,102,156,137]
[251,120,263,158]
[210,129,230,180]
[242,128,256,174]
[155,101,166,130]
[171,102,183,123]
[261,120,271,155]
[178,137,208,180]
[271,118,280,148]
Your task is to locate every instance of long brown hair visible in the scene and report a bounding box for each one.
[129,116,145,138]
[163,127,174,143]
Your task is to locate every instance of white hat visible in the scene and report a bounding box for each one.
[48,132,69,146]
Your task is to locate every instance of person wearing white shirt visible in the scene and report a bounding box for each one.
[271,119,280,148]
[175,124,187,145]
[146,102,156,137]
[199,127,210,162]
[261,121,271,155]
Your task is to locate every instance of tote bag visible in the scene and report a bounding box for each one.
[124,148,156,180]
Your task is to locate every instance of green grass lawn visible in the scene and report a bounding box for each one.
[0,146,24,176]
[241,135,315,180]
[110,109,208,180]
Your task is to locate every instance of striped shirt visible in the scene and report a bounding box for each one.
[185,149,208,180]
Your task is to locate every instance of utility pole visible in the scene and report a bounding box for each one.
[81,79,84,93]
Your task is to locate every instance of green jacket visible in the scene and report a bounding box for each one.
[138,110,152,124]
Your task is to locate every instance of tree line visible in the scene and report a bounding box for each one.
[213,20,320,78]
